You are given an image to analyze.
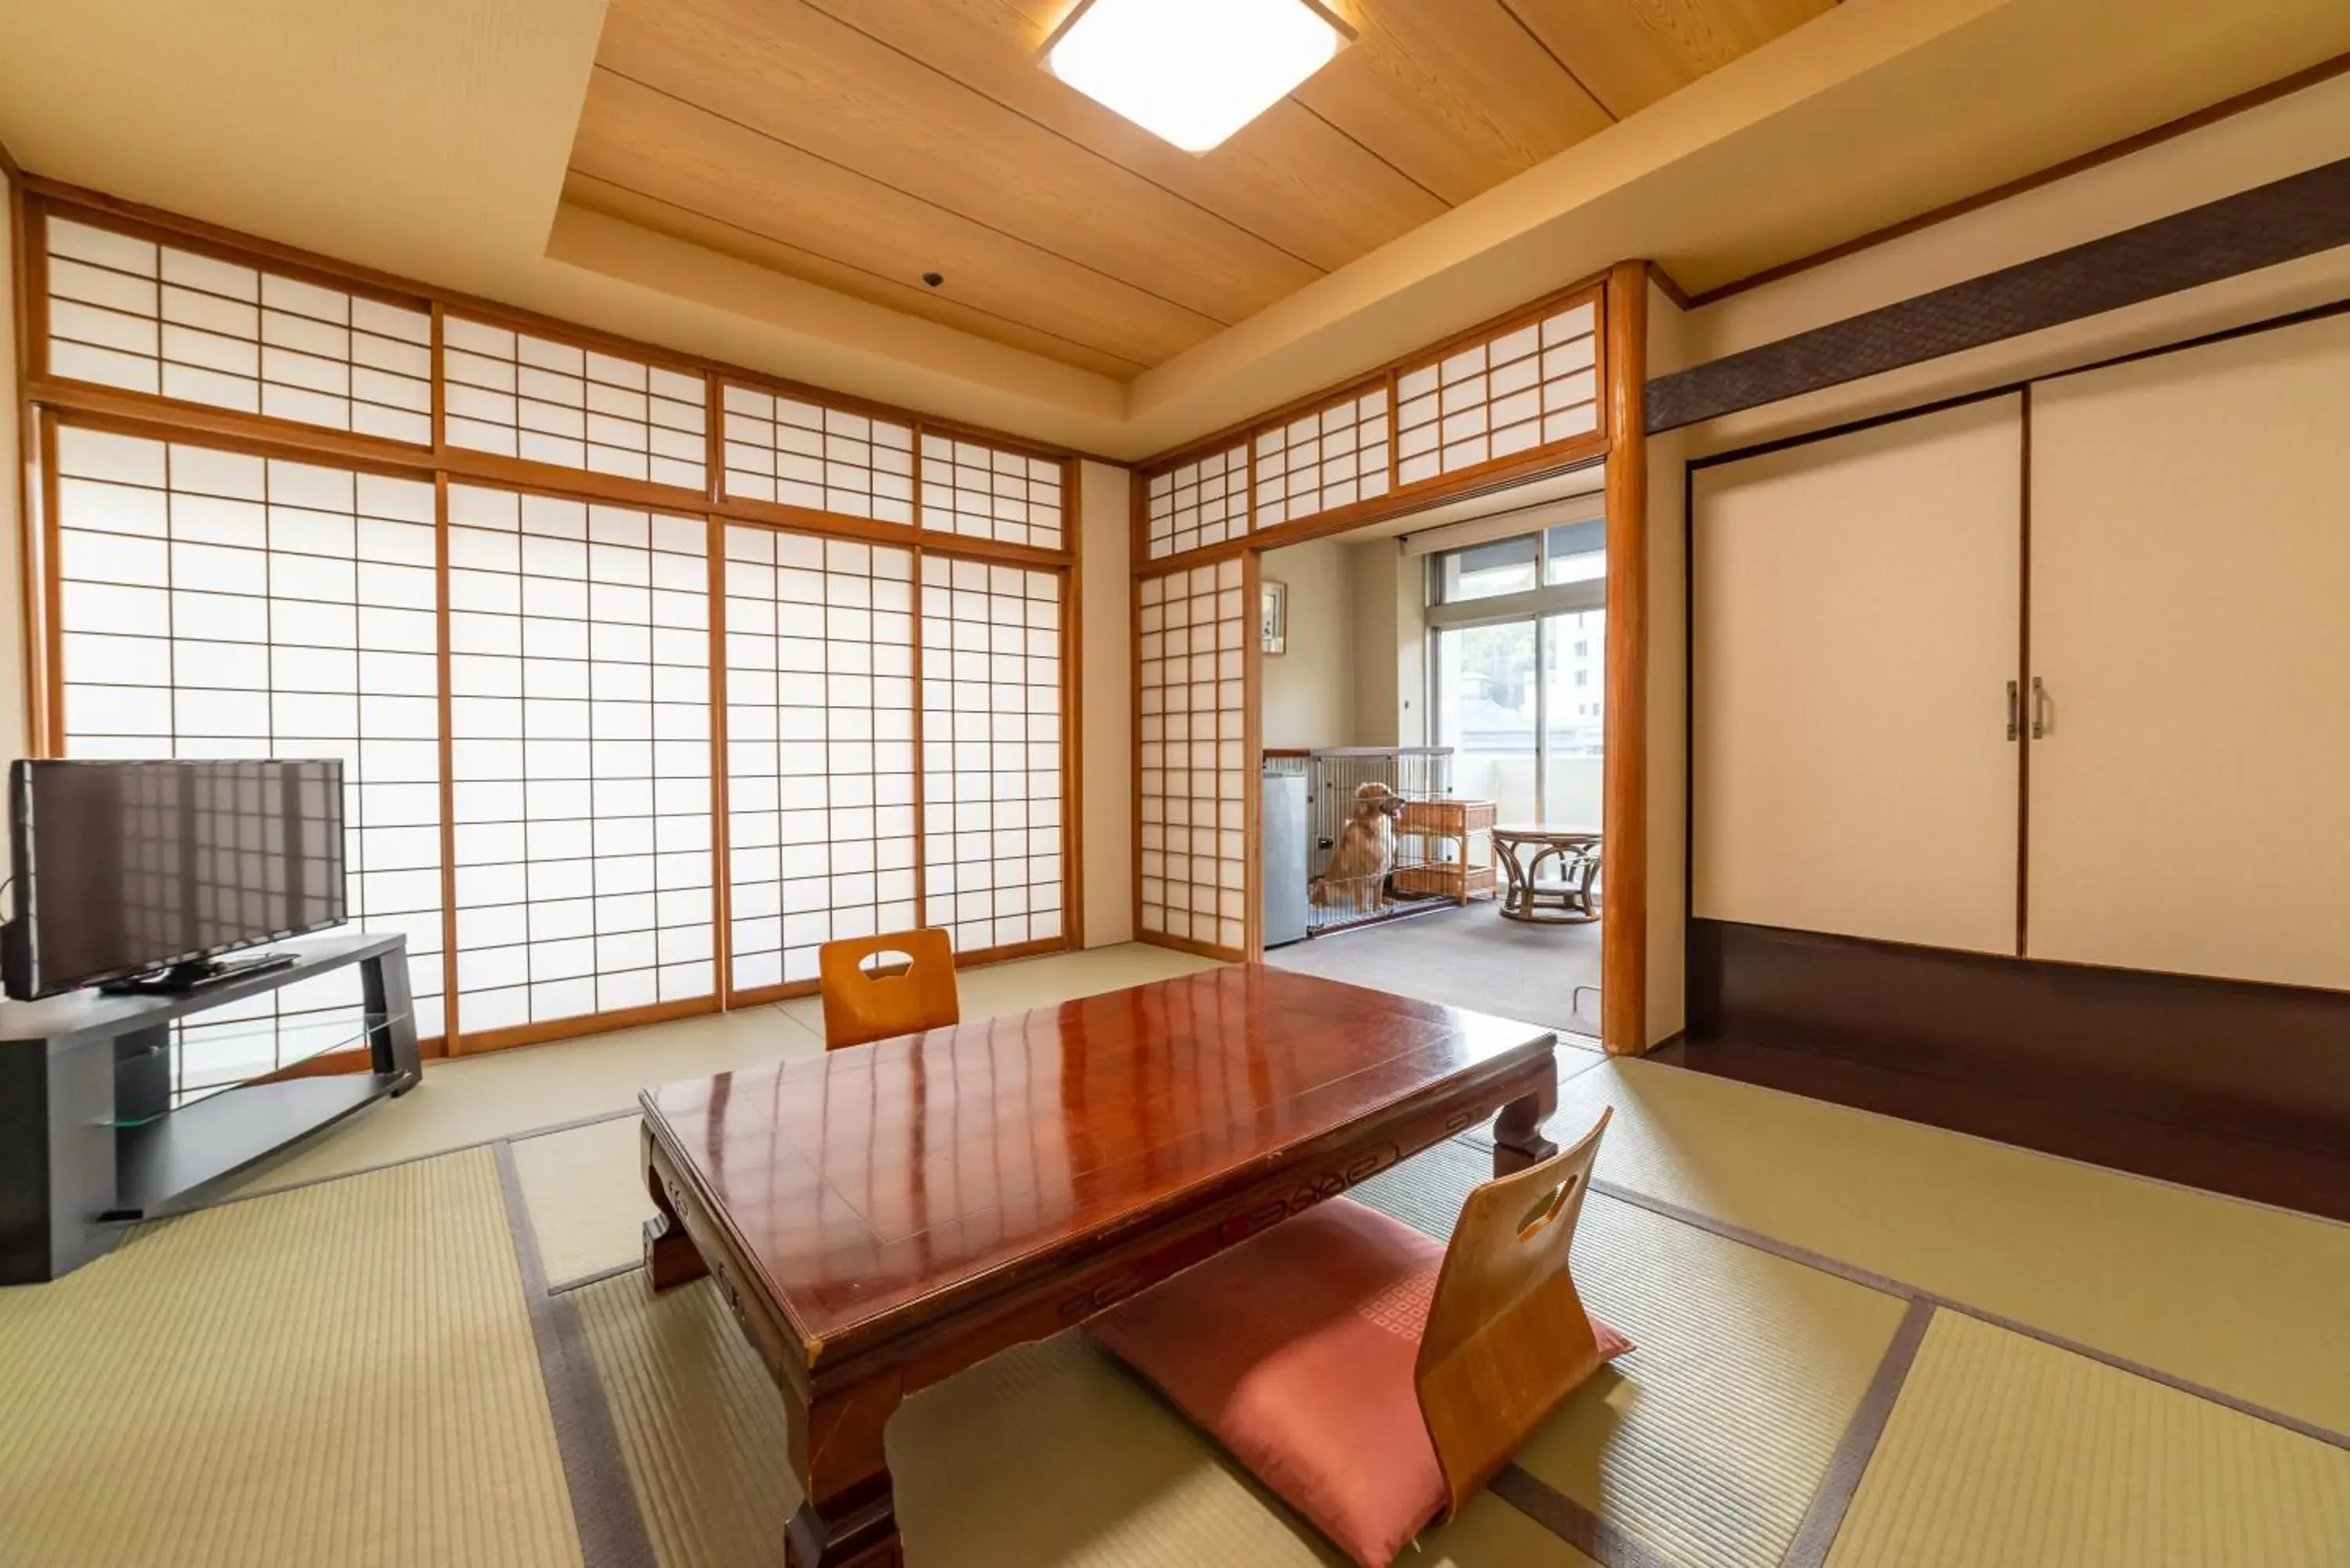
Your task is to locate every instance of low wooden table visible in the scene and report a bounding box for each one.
[639,966,1561,1567]
[1491,824,1603,923]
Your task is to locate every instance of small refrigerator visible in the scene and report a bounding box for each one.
[1261,771,1309,948]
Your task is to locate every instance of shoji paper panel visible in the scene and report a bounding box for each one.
[447,485,715,1034]
[1144,444,1249,562]
[52,426,447,1093]
[1396,298,1599,486]
[721,526,918,990]
[443,319,707,491]
[918,434,1065,550]
[44,216,432,443]
[919,557,1065,956]
[721,387,914,523]
[1253,388,1390,529]
[1136,558,1248,955]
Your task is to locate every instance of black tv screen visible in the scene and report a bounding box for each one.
[9,759,347,999]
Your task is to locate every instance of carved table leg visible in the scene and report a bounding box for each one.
[786,1375,906,1568]
[1491,1064,1560,1177]
[643,1128,710,1292]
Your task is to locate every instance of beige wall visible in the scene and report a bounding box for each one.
[1,177,22,884]
[1076,460,1133,948]
[1343,540,1426,749]
[1678,69,2350,462]
[1655,69,2350,1041]
[1643,279,1690,1043]
[1258,537,1355,750]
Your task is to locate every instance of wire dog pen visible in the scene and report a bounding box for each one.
[1265,747,1491,935]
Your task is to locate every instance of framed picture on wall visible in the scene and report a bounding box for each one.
[1260,580,1287,656]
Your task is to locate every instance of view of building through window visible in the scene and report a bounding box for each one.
[1429,519,1603,824]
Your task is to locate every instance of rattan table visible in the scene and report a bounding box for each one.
[1491,825,1602,923]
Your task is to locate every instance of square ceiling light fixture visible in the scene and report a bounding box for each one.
[1042,0,1355,154]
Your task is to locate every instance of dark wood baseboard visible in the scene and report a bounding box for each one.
[1686,919,2350,1223]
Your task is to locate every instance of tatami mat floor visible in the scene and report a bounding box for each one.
[228,942,1223,1199]
[8,946,2348,1566]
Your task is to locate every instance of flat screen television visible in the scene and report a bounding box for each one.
[5,758,347,999]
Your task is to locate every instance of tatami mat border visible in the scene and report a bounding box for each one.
[1489,1465,1683,1568]
[495,1140,662,1568]
[1586,1176,2350,1454]
[551,1260,646,1297]
[181,1106,643,1216]
[1779,1298,1936,1568]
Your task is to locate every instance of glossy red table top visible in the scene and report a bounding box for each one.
[641,965,1553,1353]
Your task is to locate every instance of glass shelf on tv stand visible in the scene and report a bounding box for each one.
[101,1006,413,1127]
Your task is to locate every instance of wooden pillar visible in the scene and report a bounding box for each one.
[1600,262,1649,1057]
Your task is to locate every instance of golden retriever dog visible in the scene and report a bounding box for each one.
[1312,782,1404,916]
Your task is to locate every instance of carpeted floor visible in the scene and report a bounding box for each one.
[1266,899,1603,1039]
[7,959,2349,1567]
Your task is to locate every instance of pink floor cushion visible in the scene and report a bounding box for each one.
[1087,1195,1630,1568]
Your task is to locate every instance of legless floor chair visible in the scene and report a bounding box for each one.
[816,930,960,1050]
[1090,1111,1628,1568]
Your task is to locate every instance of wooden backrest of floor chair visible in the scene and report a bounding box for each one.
[817,928,960,1050]
[1413,1107,1614,1520]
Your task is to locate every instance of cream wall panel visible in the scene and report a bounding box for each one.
[2,183,24,864]
[1078,461,1133,948]
[2028,315,2350,989]
[1694,396,2021,953]
[1646,279,1691,1043]
[1258,536,1355,750]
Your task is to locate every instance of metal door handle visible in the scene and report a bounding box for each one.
[2006,680,2019,742]
[2031,677,2049,740]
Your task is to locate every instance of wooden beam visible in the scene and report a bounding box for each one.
[1600,262,1649,1056]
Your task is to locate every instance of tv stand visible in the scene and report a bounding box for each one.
[98,949,302,995]
[0,930,419,1284]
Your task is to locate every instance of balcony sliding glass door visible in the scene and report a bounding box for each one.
[1429,520,1605,826]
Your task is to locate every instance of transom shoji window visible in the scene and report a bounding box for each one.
[919,557,1064,957]
[1136,559,1247,955]
[1253,388,1390,529]
[918,434,1065,551]
[446,485,715,1034]
[43,215,432,444]
[442,318,707,491]
[51,426,449,1091]
[1144,444,1249,561]
[1395,298,1600,487]
[720,526,917,991]
[720,386,914,524]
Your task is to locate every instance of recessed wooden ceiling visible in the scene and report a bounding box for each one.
[562,0,1835,379]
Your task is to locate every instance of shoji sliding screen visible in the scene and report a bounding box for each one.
[28,195,1086,1057]
[1135,558,1250,958]
[445,484,716,1040]
[42,217,433,444]
[51,425,449,1091]
[919,555,1065,959]
[718,525,919,997]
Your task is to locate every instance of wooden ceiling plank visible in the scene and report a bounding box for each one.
[569,72,1219,370]
[561,172,1152,381]
[1503,0,1837,119]
[795,0,1449,274]
[591,0,1318,327]
[1289,0,1616,206]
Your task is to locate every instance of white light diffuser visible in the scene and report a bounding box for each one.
[1043,0,1353,154]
